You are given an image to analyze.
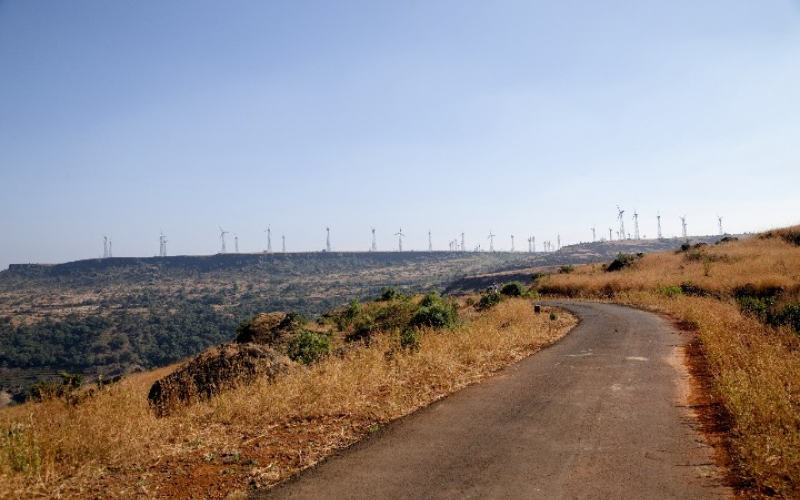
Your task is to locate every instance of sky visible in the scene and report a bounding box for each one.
[1,1,799,268]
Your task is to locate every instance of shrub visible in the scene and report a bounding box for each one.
[676,282,707,297]
[657,285,683,298]
[287,330,330,365]
[737,296,773,322]
[336,299,362,330]
[28,372,83,402]
[347,314,375,342]
[558,265,575,274]
[420,292,440,307]
[500,281,526,297]
[770,303,800,333]
[477,291,503,310]
[549,312,557,321]
[606,252,640,272]
[380,287,400,301]
[410,300,457,329]
[399,328,420,351]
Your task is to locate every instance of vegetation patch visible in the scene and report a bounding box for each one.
[499,281,527,297]
[605,252,642,272]
[477,291,503,310]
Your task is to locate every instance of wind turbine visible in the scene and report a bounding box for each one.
[267,226,273,253]
[510,235,515,252]
[680,216,688,239]
[395,228,405,252]
[108,237,113,258]
[592,226,596,243]
[282,234,286,253]
[219,226,229,254]
[633,209,640,240]
[235,234,239,253]
[428,230,433,252]
[159,230,167,257]
[617,206,626,240]
[371,228,377,252]
[487,230,495,252]
[102,235,109,259]
[717,215,723,236]
[657,212,663,240]
[326,227,331,252]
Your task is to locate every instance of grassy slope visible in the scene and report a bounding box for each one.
[0,297,575,500]
[536,229,800,499]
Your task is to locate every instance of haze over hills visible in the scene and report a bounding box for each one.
[0,235,731,401]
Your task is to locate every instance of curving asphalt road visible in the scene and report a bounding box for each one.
[254,302,730,500]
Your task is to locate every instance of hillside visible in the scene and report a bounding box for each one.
[0,236,726,399]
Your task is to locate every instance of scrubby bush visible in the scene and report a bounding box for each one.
[679,282,708,297]
[606,252,641,272]
[477,291,503,310]
[500,281,526,297]
[737,296,773,322]
[380,287,401,301]
[770,303,800,333]
[410,301,457,329]
[335,299,362,331]
[347,314,376,342]
[28,372,83,402]
[287,330,330,365]
[420,292,440,307]
[399,328,420,351]
[657,285,683,298]
[558,265,575,274]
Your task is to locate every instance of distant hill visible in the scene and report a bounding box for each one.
[0,236,732,399]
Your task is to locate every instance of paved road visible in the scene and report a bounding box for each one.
[254,302,730,500]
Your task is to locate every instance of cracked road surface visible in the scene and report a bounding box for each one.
[254,302,730,500]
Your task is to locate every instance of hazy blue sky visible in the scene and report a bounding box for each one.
[2,1,799,268]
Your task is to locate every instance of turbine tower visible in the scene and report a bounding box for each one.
[326,227,331,252]
[108,237,113,258]
[219,227,229,254]
[532,236,536,252]
[592,226,596,243]
[395,228,405,252]
[487,230,495,252]
[428,230,433,252]
[371,228,377,252]
[103,235,109,259]
[159,230,167,257]
[265,226,272,253]
[461,232,465,252]
[657,212,663,240]
[680,216,688,239]
[282,234,286,253]
[511,235,515,252]
[617,206,626,240]
[235,235,239,253]
[557,234,561,250]
[718,215,723,236]
[609,228,613,241]
[633,209,640,240]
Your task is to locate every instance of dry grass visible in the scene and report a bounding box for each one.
[0,298,575,499]
[538,229,800,499]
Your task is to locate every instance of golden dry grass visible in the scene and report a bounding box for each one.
[0,298,575,500]
[539,230,800,499]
